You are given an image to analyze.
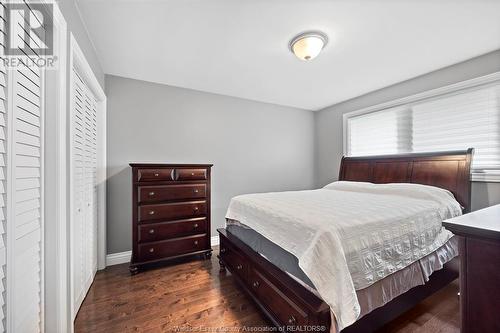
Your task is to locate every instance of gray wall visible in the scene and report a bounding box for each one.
[106,75,315,254]
[58,0,105,88]
[315,49,500,211]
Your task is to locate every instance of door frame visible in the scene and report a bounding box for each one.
[68,33,107,322]
[43,3,69,333]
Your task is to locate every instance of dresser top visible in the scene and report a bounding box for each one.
[129,163,213,168]
[443,204,500,240]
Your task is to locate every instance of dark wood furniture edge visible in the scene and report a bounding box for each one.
[443,207,500,332]
[129,249,213,271]
[129,163,214,167]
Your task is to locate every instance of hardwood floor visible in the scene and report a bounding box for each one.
[75,248,460,333]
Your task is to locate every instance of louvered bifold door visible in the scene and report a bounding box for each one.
[85,83,98,278]
[0,1,7,331]
[8,3,45,333]
[72,69,98,316]
[72,70,86,312]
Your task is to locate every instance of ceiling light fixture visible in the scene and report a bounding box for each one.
[289,31,328,61]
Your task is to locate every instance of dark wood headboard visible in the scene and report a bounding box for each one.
[339,149,474,212]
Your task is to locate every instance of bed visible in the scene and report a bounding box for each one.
[217,149,473,332]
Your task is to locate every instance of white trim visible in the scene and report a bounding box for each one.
[106,251,132,267]
[471,172,500,183]
[105,236,219,267]
[43,3,69,332]
[342,71,500,182]
[69,33,107,323]
[343,71,500,122]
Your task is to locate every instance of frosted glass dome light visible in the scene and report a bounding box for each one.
[289,31,328,61]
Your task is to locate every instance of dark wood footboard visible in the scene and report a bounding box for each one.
[218,228,331,331]
[218,228,459,333]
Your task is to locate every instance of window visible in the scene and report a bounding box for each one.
[345,78,500,180]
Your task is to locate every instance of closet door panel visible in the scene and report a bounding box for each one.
[72,69,98,315]
[83,88,92,288]
[73,71,86,311]
[0,23,6,331]
[0,2,6,321]
[12,62,43,333]
[91,98,98,274]
[0,2,45,332]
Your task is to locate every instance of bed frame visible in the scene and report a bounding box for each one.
[218,149,473,332]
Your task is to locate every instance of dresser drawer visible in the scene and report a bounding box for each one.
[138,184,206,203]
[138,218,207,242]
[176,168,207,181]
[137,168,174,182]
[139,200,206,222]
[220,239,248,282]
[248,268,308,328]
[138,235,207,262]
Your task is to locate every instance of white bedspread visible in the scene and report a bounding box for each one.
[225,181,462,331]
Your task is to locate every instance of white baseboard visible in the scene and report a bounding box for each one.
[106,251,132,266]
[106,235,220,267]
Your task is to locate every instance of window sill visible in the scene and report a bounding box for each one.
[471,172,500,183]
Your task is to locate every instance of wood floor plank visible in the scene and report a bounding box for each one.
[75,248,460,333]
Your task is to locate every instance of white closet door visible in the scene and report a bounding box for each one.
[8,4,45,333]
[0,2,48,331]
[13,65,44,333]
[72,70,85,312]
[72,69,97,316]
[0,5,7,330]
[85,87,97,278]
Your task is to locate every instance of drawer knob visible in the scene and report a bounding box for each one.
[193,223,199,228]
[148,191,155,196]
[288,316,297,325]
[193,189,199,193]
[194,240,199,245]
[154,173,159,177]
[253,281,259,288]
[220,248,226,254]
[191,172,195,176]
[236,264,243,270]
[193,206,199,212]
[148,229,155,234]
[149,210,155,215]
[149,248,155,253]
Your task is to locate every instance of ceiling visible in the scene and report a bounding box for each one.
[76,0,500,111]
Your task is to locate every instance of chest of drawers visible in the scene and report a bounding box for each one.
[129,163,213,273]
[443,205,500,333]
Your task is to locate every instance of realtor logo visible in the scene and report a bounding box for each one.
[3,1,53,57]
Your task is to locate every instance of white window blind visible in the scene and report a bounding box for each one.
[412,85,500,170]
[347,106,412,156]
[346,82,500,172]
